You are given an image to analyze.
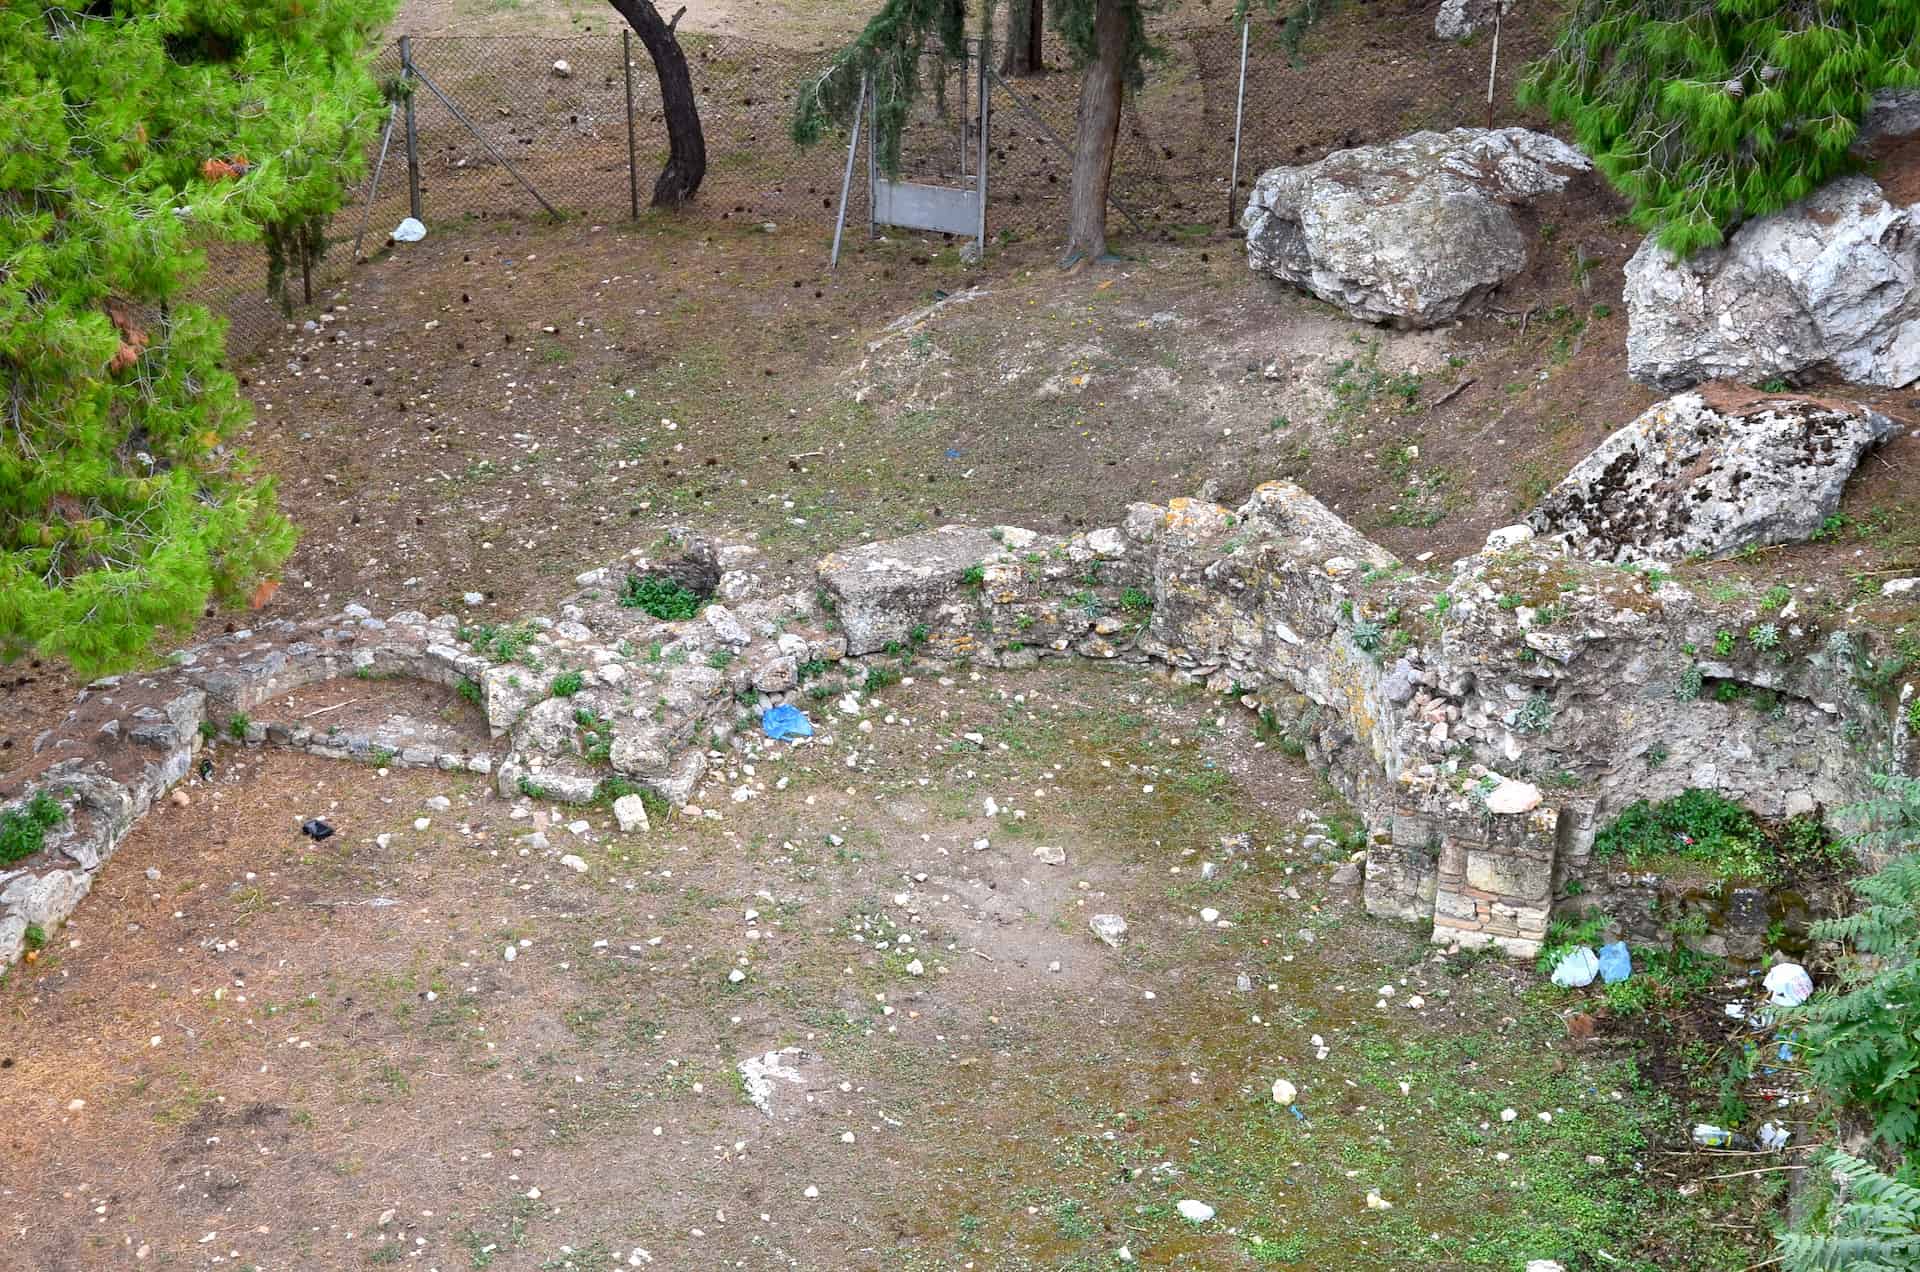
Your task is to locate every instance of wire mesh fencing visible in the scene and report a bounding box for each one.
[187,9,1560,358]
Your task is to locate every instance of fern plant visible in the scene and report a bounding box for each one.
[1797,845,1920,1153]
[1781,1151,1920,1272]
[1848,774,1920,856]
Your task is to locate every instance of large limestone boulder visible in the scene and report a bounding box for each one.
[1242,128,1589,326]
[1526,389,1899,562]
[817,524,1003,654]
[1624,176,1920,388]
[1435,0,1513,40]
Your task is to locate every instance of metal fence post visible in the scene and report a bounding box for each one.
[623,29,641,219]
[1226,17,1249,227]
[830,75,869,269]
[401,35,422,222]
[974,37,988,258]
[1485,3,1503,129]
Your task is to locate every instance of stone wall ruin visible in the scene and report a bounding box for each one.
[3,466,1914,969]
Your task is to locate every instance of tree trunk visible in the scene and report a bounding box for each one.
[1062,0,1126,265]
[1001,0,1044,77]
[608,0,706,207]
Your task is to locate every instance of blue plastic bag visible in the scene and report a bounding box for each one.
[1597,941,1632,984]
[761,704,814,741]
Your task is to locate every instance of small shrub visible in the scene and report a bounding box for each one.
[460,621,540,665]
[1349,618,1384,653]
[1120,587,1153,612]
[0,792,68,866]
[1674,665,1704,701]
[1749,622,1781,652]
[1599,976,1658,1017]
[550,670,585,698]
[1512,692,1554,734]
[707,649,735,670]
[960,565,986,589]
[863,663,902,693]
[1592,789,1779,880]
[619,573,703,621]
[456,676,483,707]
[1713,629,1737,657]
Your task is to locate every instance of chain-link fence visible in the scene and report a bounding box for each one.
[190,8,1558,357]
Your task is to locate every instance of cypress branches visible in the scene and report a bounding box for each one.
[1521,0,1920,255]
[1,0,394,675]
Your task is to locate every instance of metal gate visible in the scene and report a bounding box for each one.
[833,41,989,266]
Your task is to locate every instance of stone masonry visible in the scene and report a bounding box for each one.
[3,482,1915,969]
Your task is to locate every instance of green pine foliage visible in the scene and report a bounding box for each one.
[1520,0,1920,256]
[1781,1151,1920,1271]
[800,0,1330,172]
[1,0,395,676]
[790,0,969,173]
[1798,846,1920,1153]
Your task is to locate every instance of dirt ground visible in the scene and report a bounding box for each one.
[390,0,877,43]
[0,663,1770,1270]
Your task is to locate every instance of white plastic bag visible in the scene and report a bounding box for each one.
[1763,962,1813,1008]
[1550,946,1600,988]
[391,217,427,243]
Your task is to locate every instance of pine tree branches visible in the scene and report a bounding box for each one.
[1521,0,1920,255]
[0,0,392,674]
[790,0,969,173]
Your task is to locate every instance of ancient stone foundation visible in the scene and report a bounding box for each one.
[4,482,1914,968]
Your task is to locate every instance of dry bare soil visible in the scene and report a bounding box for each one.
[3,665,1771,1270]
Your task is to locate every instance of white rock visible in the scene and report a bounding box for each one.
[1089,914,1129,947]
[613,794,651,834]
[560,854,588,874]
[1271,1078,1297,1106]
[1175,1199,1214,1223]
[551,58,572,77]
[1484,779,1542,815]
[1484,523,1534,551]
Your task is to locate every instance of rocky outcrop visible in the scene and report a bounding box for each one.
[1863,87,1920,144]
[1242,127,1589,327]
[1625,176,1920,389]
[1527,389,1899,562]
[1435,0,1513,40]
